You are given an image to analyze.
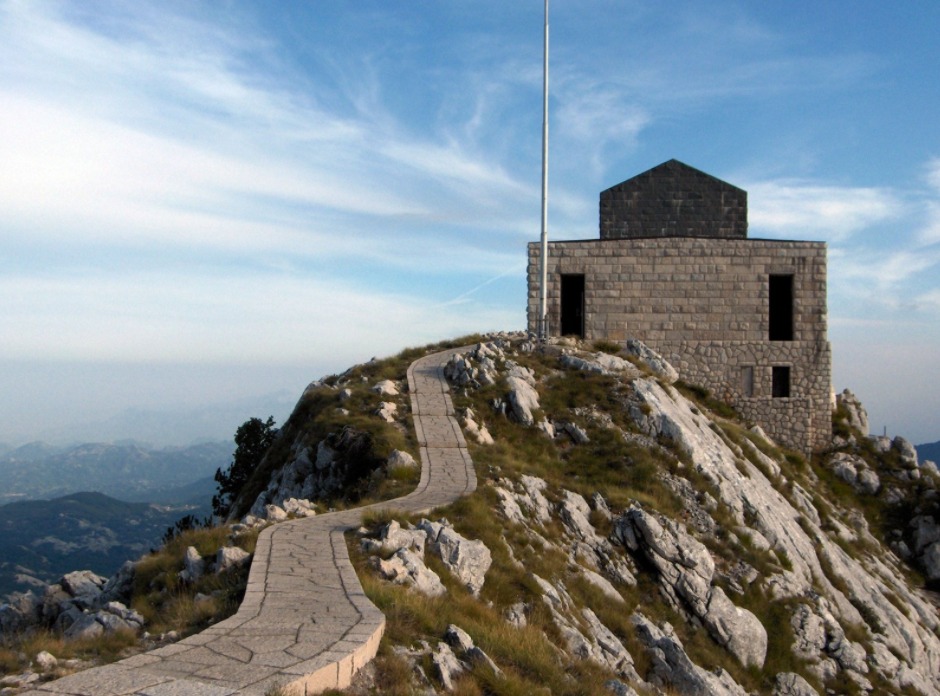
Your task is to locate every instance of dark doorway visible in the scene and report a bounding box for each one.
[772,366,791,398]
[769,274,794,341]
[560,274,585,337]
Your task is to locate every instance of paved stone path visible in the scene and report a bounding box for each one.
[23,348,474,696]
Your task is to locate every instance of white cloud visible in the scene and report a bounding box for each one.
[926,158,940,193]
[747,180,900,241]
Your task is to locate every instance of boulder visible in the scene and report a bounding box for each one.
[60,570,106,606]
[34,650,57,672]
[703,586,767,668]
[387,449,418,472]
[419,519,492,596]
[892,436,918,467]
[264,504,288,521]
[378,520,427,555]
[506,376,540,426]
[560,351,640,378]
[376,401,398,423]
[371,379,399,396]
[431,642,465,691]
[444,624,501,676]
[181,546,204,583]
[375,548,445,597]
[282,498,316,517]
[215,546,251,573]
[0,591,41,636]
[98,560,136,605]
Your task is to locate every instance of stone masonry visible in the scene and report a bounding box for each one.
[600,159,747,240]
[528,161,831,454]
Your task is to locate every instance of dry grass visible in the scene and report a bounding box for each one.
[131,525,259,636]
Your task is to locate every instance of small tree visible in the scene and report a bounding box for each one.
[213,416,277,519]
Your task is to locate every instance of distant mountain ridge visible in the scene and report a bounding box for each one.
[0,491,210,597]
[916,440,940,466]
[0,440,230,504]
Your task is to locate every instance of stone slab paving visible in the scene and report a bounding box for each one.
[22,347,474,696]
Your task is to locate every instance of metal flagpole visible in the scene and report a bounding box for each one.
[538,0,549,341]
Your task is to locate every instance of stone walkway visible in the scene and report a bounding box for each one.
[23,348,474,696]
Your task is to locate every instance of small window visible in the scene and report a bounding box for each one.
[741,366,754,397]
[772,366,790,398]
[769,274,794,341]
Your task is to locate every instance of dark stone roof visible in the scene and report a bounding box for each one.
[600,159,748,240]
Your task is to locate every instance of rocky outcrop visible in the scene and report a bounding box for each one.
[835,388,868,436]
[418,519,492,596]
[625,338,679,383]
[250,426,387,514]
[631,613,746,695]
[614,507,767,668]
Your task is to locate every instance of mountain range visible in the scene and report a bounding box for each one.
[0,491,211,597]
[0,440,230,504]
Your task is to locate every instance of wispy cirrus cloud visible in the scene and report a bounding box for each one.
[747,180,900,242]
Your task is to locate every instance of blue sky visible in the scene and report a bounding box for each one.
[1,1,939,446]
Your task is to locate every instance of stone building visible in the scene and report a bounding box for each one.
[527,159,832,454]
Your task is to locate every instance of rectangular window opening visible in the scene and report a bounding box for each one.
[769,274,794,341]
[772,366,791,398]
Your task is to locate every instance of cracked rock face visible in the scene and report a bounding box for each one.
[631,613,747,696]
[418,519,492,596]
[615,507,767,668]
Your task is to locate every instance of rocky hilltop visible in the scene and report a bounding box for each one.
[241,334,940,694]
[2,334,939,695]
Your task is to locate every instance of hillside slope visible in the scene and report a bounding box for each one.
[3,335,938,695]
[334,335,940,695]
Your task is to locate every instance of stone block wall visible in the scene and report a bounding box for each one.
[600,160,747,240]
[527,237,831,453]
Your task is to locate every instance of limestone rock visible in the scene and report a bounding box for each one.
[506,375,539,426]
[379,520,427,555]
[419,519,492,596]
[371,379,399,396]
[563,422,590,444]
[375,548,445,597]
[827,452,880,494]
[703,586,767,668]
[615,507,766,668]
[625,339,679,383]
[560,351,640,378]
[215,546,251,573]
[835,389,868,436]
[0,591,41,636]
[387,449,418,472]
[60,571,106,605]
[34,650,57,672]
[376,401,398,422]
[181,546,204,583]
[431,641,465,691]
[282,497,316,517]
[264,504,288,521]
[444,624,501,676]
[773,672,819,696]
[631,613,747,696]
[893,436,918,467]
[461,409,494,445]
